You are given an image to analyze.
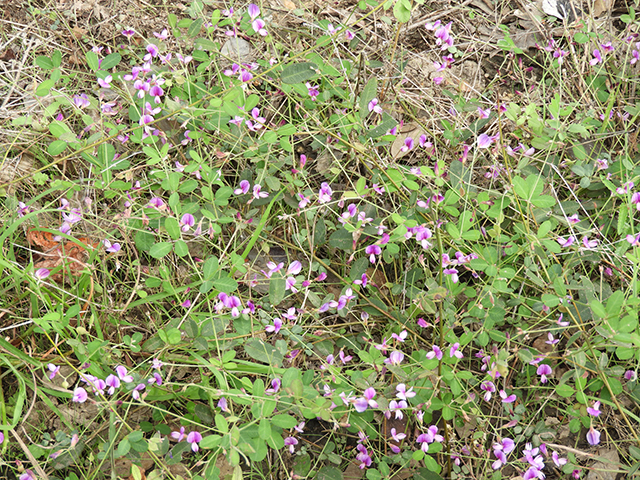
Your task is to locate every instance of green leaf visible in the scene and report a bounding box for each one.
[149,242,173,259]
[316,466,343,480]
[329,228,353,251]
[555,384,575,397]
[35,55,54,70]
[165,218,181,240]
[366,112,397,138]
[48,140,68,156]
[188,18,204,37]
[213,275,238,293]
[269,277,286,306]
[281,62,318,84]
[258,419,271,440]
[174,240,189,257]
[203,256,219,280]
[100,53,121,70]
[244,338,283,367]
[36,79,56,96]
[393,0,412,22]
[272,414,298,428]
[590,299,607,319]
[359,77,378,121]
[531,195,556,208]
[85,51,100,71]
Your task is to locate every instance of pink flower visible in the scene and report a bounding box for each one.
[265,318,282,334]
[426,345,443,360]
[477,133,498,149]
[353,388,378,412]
[252,184,269,200]
[48,363,60,380]
[384,350,405,366]
[557,236,576,247]
[318,182,333,203]
[34,268,50,281]
[537,364,552,383]
[449,342,463,358]
[180,213,195,232]
[171,426,186,442]
[116,365,134,383]
[395,383,415,400]
[368,98,383,113]
[284,436,298,453]
[365,244,381,263]
[73,387,88,403]
[586,426,600,445]
[587,401,601,417]
[247,3,260,19]
[499,390,516,403]
[187,431,202,452]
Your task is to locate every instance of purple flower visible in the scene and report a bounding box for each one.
[368,98,383,114]
[252,18,267,36]
[187,431,202,452]
[116,365,134,383]
[171,426,186,442]
[582,236,598,249]
[365,244,381,263]
[552,450,568,467]
[499,390,516,403]
[625,370,637,381]
[318,182,333,203]
[557,236,576,247]
[34,268,50,281]
[180,213,195,232]
[122,29,135,39]
[105,374,120,394]
[73,387,88,403]
[266,318,282,334]
[354,387,378,412]
[153,28,169,40]
[587,401,601,417]
[395,383,415,400]
[400,137,414,152]
[19,471,36,480]
[103,239,121,253]
[586,426,601,445]
[426,345,443,360]
[384,350,404,366]
[481,381,496,401]
[590,49,602,65]
[449,342,463,358]
[477,133,498,149]
[97,75,112,88]
[284,436,298,453]
[48,363,60,380]
[73,93,90,109]
[233,180,251,195]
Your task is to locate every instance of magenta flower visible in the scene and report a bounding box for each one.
[153,28,169,40]
[365,244,381,263]
[587,401,601,417]
[589,50,602,65]
[318,182,333,203]
[586,426,601,445]
[426,345,443,360]
[97,75,112,88]
[395,383,415,400]
[384,350,405,366]
[284,436,298,453]
[34,268,50,281]
[477,133,498,149]
[72,387,88,403]
[115,365,134,383]
[481,381,496,401]
[103,239,121,253]
[73,93,90,109]
[626,234,640,246]
[582,236,598,249]
[499,390,516,403]
[449,342,463,359]
[19,471,36,480]
[180,213,195,232]
[122,29,135,39]
[557,236,576,247]
[47,363,60,380]
[234,179,251,195]
[105,374,120,395]
[252,184,269,200]
[187,431,202,452]
[368,98,382,114]
[252,18,267,36]
[354,388,378,412]
[218,397,229,412]
[552,451,568,467]
[400,137,414,153]
[265,318,282,334]
[536,363,552,383]
[625,370,637,381]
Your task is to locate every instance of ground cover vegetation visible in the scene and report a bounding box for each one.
[1,0,640,478]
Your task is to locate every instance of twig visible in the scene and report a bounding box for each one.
[10,428,50,480]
